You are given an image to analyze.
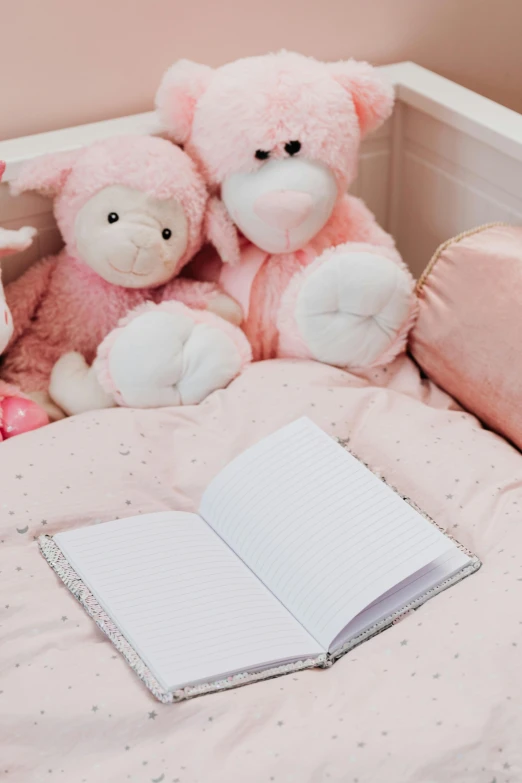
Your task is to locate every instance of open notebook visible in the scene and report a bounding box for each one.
[40,417,480,702]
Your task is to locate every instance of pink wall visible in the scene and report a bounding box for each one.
[2,0,522,141]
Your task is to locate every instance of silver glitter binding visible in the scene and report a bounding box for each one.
[38,434,481,703]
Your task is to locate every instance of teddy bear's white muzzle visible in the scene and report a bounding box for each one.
[222,158,338,254]
[254,190,314,230]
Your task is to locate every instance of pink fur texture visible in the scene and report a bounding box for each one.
[12,136,208,267]
[1,136,230,397]
[158,51,416,367]
[157,51,394,190]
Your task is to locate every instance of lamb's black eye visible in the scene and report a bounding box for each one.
[107,212,119,224]
[284,140,301,156]
[162,228,172,240]
[255,149,270,160]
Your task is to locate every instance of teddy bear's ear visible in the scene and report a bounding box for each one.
[155,60,214,145]
[205,196,241,266]
[11,149,81,197]
[326,60,394,137]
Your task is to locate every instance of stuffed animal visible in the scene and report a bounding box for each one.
[154,51,418,368]
[3,136,250,418]
[0,161,49,440]
[0,174,36,354]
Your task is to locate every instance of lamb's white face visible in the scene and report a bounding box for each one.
[75,185,189,288]
[221,158,338,254]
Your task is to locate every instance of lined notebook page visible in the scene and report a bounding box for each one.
[54,512,321,692]
[200,418,457,650]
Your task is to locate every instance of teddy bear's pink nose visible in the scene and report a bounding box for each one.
[254,190,313,230]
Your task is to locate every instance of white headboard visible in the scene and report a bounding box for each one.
[2,61,522,283]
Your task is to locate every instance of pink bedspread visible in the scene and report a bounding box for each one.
[2,357,522,782]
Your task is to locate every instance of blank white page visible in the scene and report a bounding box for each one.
[200,418,457,650]
[54,511,321,692]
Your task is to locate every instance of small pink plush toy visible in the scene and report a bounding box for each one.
[3,137,250,419]
[156,51,418,367]
[0,161,49,440]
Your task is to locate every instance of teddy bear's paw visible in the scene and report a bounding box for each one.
[107,309,244,408]
[294,250,414,368]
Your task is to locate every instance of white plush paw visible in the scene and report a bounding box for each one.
[49,352,115,415]
[295,251,413,367]
[107,310,243,408]
[26,390,67,422]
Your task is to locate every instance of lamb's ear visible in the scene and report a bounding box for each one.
[205,197,241,266]
[327,59,394,137]
[10,149,81,197]
[155,60,214,145]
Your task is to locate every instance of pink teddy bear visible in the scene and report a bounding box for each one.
[0,161,49,439]
[3,136,250,419]
[155,51,418,368]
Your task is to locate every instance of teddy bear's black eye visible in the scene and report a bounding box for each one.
[162,228,172,240]
[284,140,301,156]
[255,150,270,160]
[107,212,119,224]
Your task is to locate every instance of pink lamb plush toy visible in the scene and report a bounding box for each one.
[3,136,250,419]
[154,51,418,368]
[0,161,49,440]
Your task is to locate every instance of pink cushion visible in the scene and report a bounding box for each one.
[410,224,522,449]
